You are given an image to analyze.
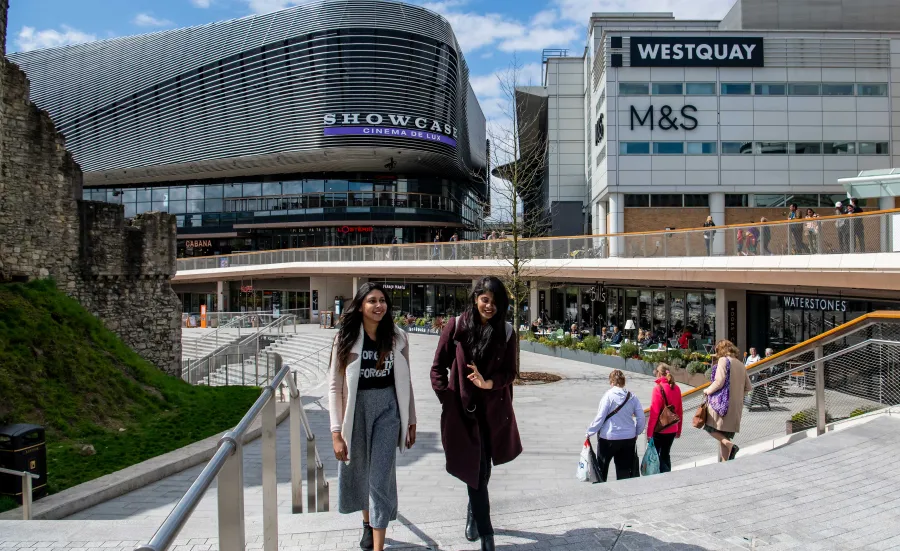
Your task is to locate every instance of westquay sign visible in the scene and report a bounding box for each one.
[323,113,458,148]
[630,37,764,67]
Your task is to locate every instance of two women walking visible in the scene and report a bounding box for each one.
[329,277,521,551]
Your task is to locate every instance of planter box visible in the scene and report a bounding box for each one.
[669,366,710,387]
[402,326,442,336]
[626,358,655,377]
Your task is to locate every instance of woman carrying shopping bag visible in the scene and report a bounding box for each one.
[702,340,752,462]
[646,364,683,473]
[328,283,417,551]
[431,276,522,551]
[586,369,645,481]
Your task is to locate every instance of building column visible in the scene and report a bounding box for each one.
[709,192,725,256]
[715,288,747,354]
[879,197,898,252]
[217,280,227,312]
[608,193,624,257]
[529,281,539,324]
[596,201,607,234]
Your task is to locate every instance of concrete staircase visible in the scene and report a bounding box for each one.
[181,328,246,361]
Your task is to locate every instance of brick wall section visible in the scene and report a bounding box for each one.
[0,37,181,374]
[624,208,710,233]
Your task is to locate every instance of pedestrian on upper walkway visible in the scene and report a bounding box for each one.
[586,369,645,481]
[703,216,715,256]
[788,203,809,254]
[846,199,866,252]
[702,340,752,462]
[431,276,522,551]
[328,282,417,551]
[647,364,682,473]
[760,217,772,255]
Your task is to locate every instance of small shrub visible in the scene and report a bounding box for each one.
[790,408,834,430]
[582,335,603,354]
[667,349,686,362]
[415,317,428,327]
[686,361,709,375]
[394,315,408,327]
[560,335,576,349]
[601,346,617,356]
[431,316,446,331]
[619,342,640,359]
[642,351,669,365]
[849,406,878,418]
[520,331,537,342]
[539,337,558,349]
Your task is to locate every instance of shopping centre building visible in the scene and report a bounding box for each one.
[9,0,487,258]
[526,0,900,241]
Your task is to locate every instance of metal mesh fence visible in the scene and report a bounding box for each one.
[668,320,900,468]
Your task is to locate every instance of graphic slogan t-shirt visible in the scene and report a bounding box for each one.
[357,333,395,390]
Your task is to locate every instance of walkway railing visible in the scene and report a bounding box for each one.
[183,315,250,358]
[137,356,329,551]
[0,467,40,520]
[176,208,900,271]
[668,312,900,468]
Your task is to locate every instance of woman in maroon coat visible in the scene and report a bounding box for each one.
[431,276,522,551]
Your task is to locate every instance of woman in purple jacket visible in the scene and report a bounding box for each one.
[431,276,522,551]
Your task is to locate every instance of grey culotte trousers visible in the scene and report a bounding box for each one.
[338,386,401,529]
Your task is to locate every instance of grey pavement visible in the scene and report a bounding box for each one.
[3,415,899,550]
[63,329,661,522]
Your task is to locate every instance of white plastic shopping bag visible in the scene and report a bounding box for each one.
[577,438,600,482]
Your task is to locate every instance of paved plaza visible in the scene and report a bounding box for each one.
[2,330,900,549]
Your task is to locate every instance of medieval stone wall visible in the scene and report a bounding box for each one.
[0,17,182,374]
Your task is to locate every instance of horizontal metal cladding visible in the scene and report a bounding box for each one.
[9,0,483,180]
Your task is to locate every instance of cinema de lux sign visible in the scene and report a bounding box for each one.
[323,113,458,148]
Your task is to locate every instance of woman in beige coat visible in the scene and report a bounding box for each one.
[703,340,752,462]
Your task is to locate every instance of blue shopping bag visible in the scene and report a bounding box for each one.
[640,438,661,476]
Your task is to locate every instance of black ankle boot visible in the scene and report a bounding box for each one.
[360,523,373,550]
[481,534,495,551]
[465,503,479,542]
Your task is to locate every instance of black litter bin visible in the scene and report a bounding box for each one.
[0,424,47,503]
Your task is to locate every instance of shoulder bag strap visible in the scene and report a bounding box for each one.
[657,384,669,407]
[602,391,632,428]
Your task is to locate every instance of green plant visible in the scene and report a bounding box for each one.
[582,335,603,354]
[538,337,557,349]
[520,331,537,343]
[667,349,686,362]
[601,346,617,356]
[0,495,17,514]
[686,361,710,375]
[619,342,640,359]
[431,316,446,331]
[642,351,669,365]
[559,335,576,350]
[394,314,408,327]
[415,317,427,327]
[849,406,878,418]
[790,408,834,430]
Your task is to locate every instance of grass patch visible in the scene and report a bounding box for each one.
[0,280,259,499]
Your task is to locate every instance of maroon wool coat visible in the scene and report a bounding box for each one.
[430,314,523,488]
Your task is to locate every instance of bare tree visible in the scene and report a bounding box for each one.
[475,56,553,375]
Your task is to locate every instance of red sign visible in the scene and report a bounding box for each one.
[240,285,253,293]
[336,226,374,234]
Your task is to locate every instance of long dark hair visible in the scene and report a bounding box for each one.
[336,282,395,370]
[464,276,510,362]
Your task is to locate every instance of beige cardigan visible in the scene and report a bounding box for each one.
[705,355,752,433]
[327,326,417,462]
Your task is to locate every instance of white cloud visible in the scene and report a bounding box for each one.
[554,0,734,23]
[14,25,98,52]
[191,0,212,7]
[244,0,305,13]
[133,13,174,28]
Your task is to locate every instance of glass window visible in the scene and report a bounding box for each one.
[169,186,186,200]
[652,194,683,207]
[624,194,650,207]
[152,187,169,201]
[136,188,151,202]
[349,181,374,191]
[620,142,650,155]
[262,182,282,196]
[652,82,683,95]
[653,142,684,154]
[858,83,888,96]
[725,194,749,207]
[820,194,848,208]
[686,292,702,335]
[684,194,710,207]
[755,142,788,154]
[188,199,205,213]
[224,183,243,197]
[242,183,262,197]
[187,186,205,199]
[669,291,685,337]
[685,82,715,95]
[305,180,325,193]
[788,83,820,95]
[205,198,223,212]
[721,82,751,95]
[721,141,753,154]
[204,184,223,198]
[754,83,786,95]
[122,189,137,202]
[639,291,652,331]
[859,142,889,155]
[753,194,786,207]
[792,142,822,154]
[824,142,856,154]
[789,194,819,208]
[702,292,716,338]
[821,83,855,96]
[124,203,136,218]
[282,180,303,194]
[168,200,186,214]
[136,202,151,214]
[619,82,649,95]
[686,141,716,154]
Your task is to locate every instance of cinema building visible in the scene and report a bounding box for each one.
[10,0,488,258]
[527,0,900,240]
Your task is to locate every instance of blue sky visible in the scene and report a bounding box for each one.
[9,0,737,119]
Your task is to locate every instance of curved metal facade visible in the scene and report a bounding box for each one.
[10,0,486,188]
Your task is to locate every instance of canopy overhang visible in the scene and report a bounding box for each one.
[838,168,900,199]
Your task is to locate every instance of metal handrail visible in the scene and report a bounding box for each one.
[0,467,40,520]
[184,314,297,379]
[185,314,250,357]
[137,358,329,551]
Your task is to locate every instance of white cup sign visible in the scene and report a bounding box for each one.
[630,37,764,67]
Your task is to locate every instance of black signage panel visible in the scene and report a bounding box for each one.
[630,36,764,67]
[727,301,738,344]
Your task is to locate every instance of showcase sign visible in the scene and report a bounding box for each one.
[323,113,458,148]
[630,37,764,67]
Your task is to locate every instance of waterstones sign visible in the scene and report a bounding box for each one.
[323,113,458,148]
[630,37,764,67]
[781,296,849,312]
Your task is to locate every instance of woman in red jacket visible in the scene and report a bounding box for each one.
[647,363,683,473]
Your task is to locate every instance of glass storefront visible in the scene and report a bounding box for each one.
[747,293,900,353]
[545,285,716,340]
[376,281,471,318]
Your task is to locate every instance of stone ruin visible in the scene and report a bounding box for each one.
[0,0,181,374]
